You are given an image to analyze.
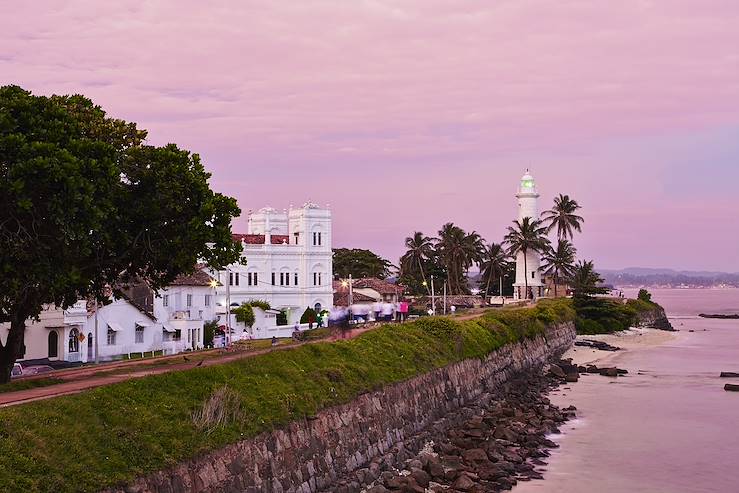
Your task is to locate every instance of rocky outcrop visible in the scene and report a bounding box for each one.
[104,323,576,493]
[636,307,675,331]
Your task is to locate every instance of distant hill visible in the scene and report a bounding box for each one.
[601,268,739,288]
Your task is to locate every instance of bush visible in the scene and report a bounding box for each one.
[233,303,255,327]
[203,320,218,347]
[247,300,271,311]
[300,307,317,325]
[637,289,652,303]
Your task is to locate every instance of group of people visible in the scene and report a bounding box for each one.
[327,300,410,326]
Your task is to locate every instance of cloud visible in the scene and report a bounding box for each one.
[2,0,739,269]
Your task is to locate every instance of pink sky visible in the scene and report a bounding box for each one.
[3,1,739,271]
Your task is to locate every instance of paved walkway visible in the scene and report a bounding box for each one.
[0,326,378,408]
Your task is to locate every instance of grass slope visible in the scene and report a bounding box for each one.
[0,300,573,493]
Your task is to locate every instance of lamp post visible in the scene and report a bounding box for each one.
[430,276,436,315]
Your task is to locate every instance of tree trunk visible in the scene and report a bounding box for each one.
[523,249,529,300]
[485,265,493,302]
[0,313,27,384]
[554,271,558,297]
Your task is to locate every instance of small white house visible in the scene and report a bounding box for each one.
[153,270,217,353]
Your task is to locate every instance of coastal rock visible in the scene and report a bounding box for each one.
[724,384,739,392]
[599,367,619,377]
[720,372,739,378]
[548,364,566,379]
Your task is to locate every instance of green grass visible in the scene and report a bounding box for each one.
[0,377,63,395]
[0,303,573,493]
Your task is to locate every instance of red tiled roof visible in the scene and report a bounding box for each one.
[233,233,265,244]
[233,233,291,245]
[170,269,216,286]
[333,291,377,306]
[351,278,404,295]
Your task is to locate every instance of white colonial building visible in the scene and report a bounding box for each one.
[210,202,333,338]
[1,270,218,366]
[513,170,545,300]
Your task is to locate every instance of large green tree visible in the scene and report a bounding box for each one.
[332,248,393,279]
[570,260,609,300]
[435,223,485,294]
[541,239,578,297]
[504,217,550,300]
[478,242,511,297]
[399,232,434,292]
[0,86,242,382]
[542,194,584,240]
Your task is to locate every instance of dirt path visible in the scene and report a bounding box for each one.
[0,325,383,408]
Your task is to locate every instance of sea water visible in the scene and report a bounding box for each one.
[513,288,739,493]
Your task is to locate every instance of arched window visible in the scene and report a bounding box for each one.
[48,330,58,358]
[68,328,80,353]
[314,302,322,313]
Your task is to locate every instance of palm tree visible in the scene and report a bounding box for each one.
[541,239,577,297]
[436,223,485,294]
[542,194,584,239]
[504,217,550,300]
[479,242,511,298]
[400,232,434,293]
[569,260,608,300]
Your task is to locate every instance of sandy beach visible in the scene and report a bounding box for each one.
[562,327,679,366]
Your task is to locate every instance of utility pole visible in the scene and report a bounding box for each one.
[431,276,436,315]
[348,274,353,307]
[94,298,99,364]
[443,282,447,314]
[225,268,231,347]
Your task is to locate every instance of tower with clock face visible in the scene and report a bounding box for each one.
[513,170,544,300]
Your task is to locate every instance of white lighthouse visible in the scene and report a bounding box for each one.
[513,170,544,300]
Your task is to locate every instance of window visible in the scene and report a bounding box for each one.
[280,272,285,286]
[107,329,116,346]
[135,325,144,343]
[272,272,276,285]
[294,272,298,285]
[205,294,211,306]
[254,273,258,285]
[163,294,169,307]
[186,294,193,307]
[318,232,322,246]
[235,272,239,286]
[313,272,322,286]
[294,232,299,244]
[229,272,240,286]
[312,232,317,245]
[247,272,253,286]
[531,271,535,279]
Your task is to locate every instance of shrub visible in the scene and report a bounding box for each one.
[300,307,317,325]
[203,320,218,347]
[637,289,652,303]
[247,300,271,311]
[233,303,255,327]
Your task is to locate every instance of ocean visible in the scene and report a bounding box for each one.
[513,288,739,493]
